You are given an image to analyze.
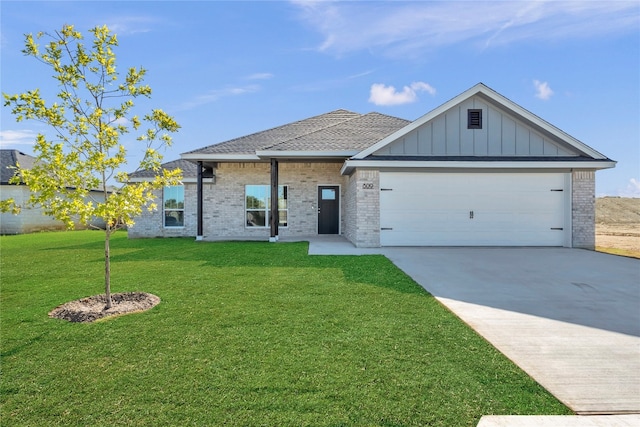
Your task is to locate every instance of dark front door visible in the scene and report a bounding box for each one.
[318,186,339,234]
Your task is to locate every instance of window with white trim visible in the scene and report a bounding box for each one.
[245,185,288,228]
[163,185,184,227]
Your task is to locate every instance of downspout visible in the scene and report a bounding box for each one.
[270,158,279,242]
[196,161,203,241]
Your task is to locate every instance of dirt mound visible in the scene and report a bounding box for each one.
[596,197,640,255]
[49,292,160,323]
[596,197,640,224]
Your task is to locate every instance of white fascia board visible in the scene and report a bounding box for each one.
[179,178,214,183]
[127,177,153,183]
[255,150,357,159]
[353,83,608,160]
[341,159,617,175]
[127,177,210,183]
[181,153,260,161]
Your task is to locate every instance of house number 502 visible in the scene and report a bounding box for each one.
[362,183,374,189]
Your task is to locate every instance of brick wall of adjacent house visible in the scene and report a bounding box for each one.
[344,169,380,248]
[572,170,595,250]
[129,162,346,239]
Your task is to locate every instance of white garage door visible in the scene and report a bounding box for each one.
[380,172,568,246]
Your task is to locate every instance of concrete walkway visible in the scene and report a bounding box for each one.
[477,415,640,426]
[305,236,640,426]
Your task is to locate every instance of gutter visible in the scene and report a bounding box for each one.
[341,159,617,175]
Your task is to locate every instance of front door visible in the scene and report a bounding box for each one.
[318,186,339,234]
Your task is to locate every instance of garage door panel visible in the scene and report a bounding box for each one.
[380,172,567,247]
[382,228,565,247]
[386,212,474,233]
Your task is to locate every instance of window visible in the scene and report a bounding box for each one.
[468,109,482,129]
[246,185,288,228]
[164,185,184,227]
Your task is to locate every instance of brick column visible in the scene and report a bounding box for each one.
[572,170,595,250]
[345,169,380,248]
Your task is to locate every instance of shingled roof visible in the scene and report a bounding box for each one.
[128,158,197,179]
[183,109,410,156]
[1,150,36,184]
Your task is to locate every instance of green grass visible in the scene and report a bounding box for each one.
[1,231,571,426]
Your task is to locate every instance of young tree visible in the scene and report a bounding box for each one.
[1,25,182,309]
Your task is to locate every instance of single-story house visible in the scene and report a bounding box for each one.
[0,149,108,234]
[128,83,615,249]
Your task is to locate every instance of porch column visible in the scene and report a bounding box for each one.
[270,158,279,242]
[196,161,203,241]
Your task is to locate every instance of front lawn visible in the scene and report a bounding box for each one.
[0,231,571,426]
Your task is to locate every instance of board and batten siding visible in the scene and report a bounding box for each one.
[375,96,575,157]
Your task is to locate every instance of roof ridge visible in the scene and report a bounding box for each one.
[261,109,364,150]
[267,111,411,149]
[183,109,360,155]
[362,111,411,122]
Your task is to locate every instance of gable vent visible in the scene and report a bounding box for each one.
[467,109,482,129]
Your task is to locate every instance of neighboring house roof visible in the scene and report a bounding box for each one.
[1,150,36,184]
[182,109,410,161]
[1,149,117,192]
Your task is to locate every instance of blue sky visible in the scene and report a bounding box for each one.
[1,1,639,197]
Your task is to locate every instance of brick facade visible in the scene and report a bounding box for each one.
[128,184,199,238]
[129,164,599,250]
[571,170,596,250]
[129,162,346,239]
[344,169,380,247]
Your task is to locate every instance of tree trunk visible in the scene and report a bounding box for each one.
[104,225,112,309]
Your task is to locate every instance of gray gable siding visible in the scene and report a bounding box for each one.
[374,96,576,157]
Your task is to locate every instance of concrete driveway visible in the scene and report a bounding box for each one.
[378,247,640,415]
[307,238,640,418]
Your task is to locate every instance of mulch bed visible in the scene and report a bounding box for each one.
[49,292,160,323]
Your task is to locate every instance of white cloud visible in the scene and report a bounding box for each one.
[246,73,274,80]
[112,117,130,126]
[176,85,261,111]
[0,130,38,147]
[619,178,640,198]
[369,81,436,106]
[534,80,554,100]
[291,1,640,58]
[104,16,158,36]
[410,81,437,96]
[348,70,375,79]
